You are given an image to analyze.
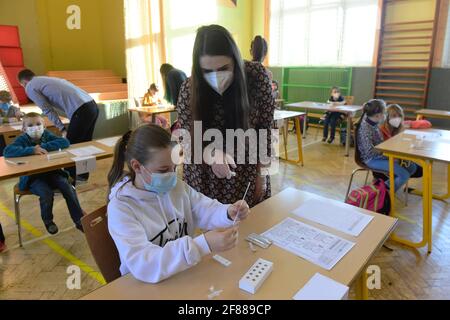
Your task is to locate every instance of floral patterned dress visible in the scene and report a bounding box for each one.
[176,61,276,207]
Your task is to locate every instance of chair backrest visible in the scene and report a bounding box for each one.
[353,121,367,169]
[345,96,355,105]
[81,205,121,283]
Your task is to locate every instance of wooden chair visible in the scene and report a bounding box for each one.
[81,205,121,283]
[345,125,408,204]
[13,182,76,247]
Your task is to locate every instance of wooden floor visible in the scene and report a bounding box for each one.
[0,128,449,300]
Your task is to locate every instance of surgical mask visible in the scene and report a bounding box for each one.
[389,117,402,128]
[140,166,177,194]
[26,125,44,140]
[204,71,234,95]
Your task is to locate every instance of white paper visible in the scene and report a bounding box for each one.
[10,125,23,131]
[72,156,96,175]
[293,198,373,237]
[69,146,105,157]
[262,218,355,270]
[96,136,121,147]
[293,273,349,300]
[404,130,442,141]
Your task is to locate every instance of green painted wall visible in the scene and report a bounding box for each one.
[0,0,125,77]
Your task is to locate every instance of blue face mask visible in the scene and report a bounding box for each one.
[0,102,10,113]
[140,166,177,194]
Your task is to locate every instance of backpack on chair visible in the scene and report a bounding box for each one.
[346,179,391,215]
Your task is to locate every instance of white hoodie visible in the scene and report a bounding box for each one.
[108,176,233,284]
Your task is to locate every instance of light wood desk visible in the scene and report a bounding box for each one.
[376,129,450,253]
[81,188,397,300]
[274,110,305,166]
[416,109,450,121]
[0,140,114,182]
[128,105,176,123]
[286,102,363,157]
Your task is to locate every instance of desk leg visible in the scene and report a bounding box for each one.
[355,270,368,300]
[411,163,449,202]
[345,115,351,157]
[388,154,432,251]
[279,117,304,166]
[295,117,304,166]
[282,120,288,161]
[303,111,308,139]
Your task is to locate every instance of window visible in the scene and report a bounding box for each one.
[442,4,450,68]
[270,0,379,66]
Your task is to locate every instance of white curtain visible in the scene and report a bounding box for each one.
[269,0,378,66]
[124,0,164,115]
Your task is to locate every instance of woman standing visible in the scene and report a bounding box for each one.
[176,25,275,207]
[160,64,187,105]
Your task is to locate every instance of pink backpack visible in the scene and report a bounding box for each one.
[346,179,390,214]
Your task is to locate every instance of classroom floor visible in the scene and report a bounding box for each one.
[0,127,449,300]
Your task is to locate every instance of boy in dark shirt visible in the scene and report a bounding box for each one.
[323,86,345,144]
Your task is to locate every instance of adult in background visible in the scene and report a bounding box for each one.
[18,69,99,183]
[177,25,276,207]
[160,63,187,106]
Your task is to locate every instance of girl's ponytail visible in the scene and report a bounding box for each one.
[108,130,132,191]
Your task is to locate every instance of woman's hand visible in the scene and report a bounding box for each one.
[228,200,250,223]
[204,227,239,253]
[254,175,267,203]
[209,150,237,179]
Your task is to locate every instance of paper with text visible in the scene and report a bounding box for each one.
[262,218,355,270]
[69,146,104,157]
[293,198,373,237]
[96,136,121,148]
[293,273,349,300]
[72,156,96,175]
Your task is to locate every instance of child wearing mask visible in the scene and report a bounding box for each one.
[4,113,85,234]
[0,90,23,122]
[356,99,418,192]
[323,86,345,144]
[107,124,250,283]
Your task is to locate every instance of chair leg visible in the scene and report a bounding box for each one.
[14,193,23,247]
[345,169,368,201]
[364,171,370,185]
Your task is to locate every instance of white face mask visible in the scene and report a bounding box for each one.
[26,125,44,140]
[204,71,234,95]
[389,117,402,128]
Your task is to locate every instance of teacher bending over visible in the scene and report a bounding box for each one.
[176,25,275,207]
[18,69,99,182]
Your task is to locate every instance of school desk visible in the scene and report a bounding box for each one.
[81,188,397,300]
[0,117,70,145]
[128,105,176,123]
[285,102,363,157]
[274,110,305,166]
[0,140,114,182]
[376,129,450,253]
[416,109,450,121]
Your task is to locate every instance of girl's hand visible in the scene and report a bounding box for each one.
[204,227,239,253]
[228,200,250,223]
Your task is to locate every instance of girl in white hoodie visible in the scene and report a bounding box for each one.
[107,124,250,283]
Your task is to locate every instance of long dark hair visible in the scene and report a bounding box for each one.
[356,99,387,130]
[251,36,268,63]
[160,63,174,95]
[190,25,250,131]
[107,124,175,194]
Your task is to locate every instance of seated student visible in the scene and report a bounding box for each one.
[0,222,5,253]
[381,104,423,179]
[4,113,85,234]
[142,84,162,106]
[323,86,346,144]
[357,99,418,192]
[0,90,23,121]
[107,124,249,283]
